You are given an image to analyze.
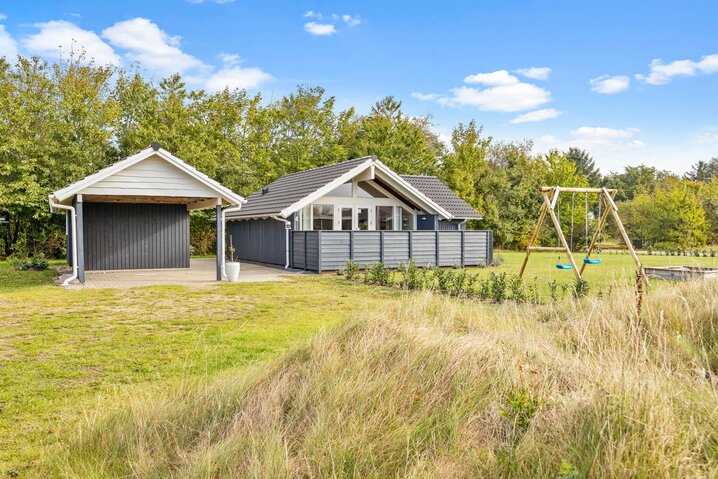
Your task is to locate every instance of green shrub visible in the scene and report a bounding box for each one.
[11,254,49,271]
[343,259,360,280]
[365,262,392,286]
[572,278,590,299]
[489,272,508,303]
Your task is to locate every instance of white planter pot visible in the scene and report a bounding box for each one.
[225,261,241,282]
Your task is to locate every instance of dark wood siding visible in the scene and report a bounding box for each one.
[226,218,287,266]
[82,202,189,271]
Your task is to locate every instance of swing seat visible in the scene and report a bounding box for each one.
[583,258,602,265]
[555,263,573,270]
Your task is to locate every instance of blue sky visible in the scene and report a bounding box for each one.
[1,0,717,174]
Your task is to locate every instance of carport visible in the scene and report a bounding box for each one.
[49,143,246,285]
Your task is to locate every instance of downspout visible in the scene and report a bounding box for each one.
[221,205,242,280]
[272,216,291,269]
[48,195,78,286]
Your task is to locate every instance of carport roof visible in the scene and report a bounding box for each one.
[50,144,246,210]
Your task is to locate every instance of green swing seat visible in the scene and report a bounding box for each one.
[583,258,602,265]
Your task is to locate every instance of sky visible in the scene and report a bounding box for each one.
[0,0,717,174]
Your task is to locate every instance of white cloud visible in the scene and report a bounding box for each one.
[0,24,17,60]
[589,75,630,94]
[205,54,272,92]
[103,18,203,74]
[464,69,518,86]
[342,15,361,27]
[304,10,319,18]
[23,20,120,65]
[697,133,718,143]
[515,67,551,80]
[571,126,639,140]
[304,22,336,36]
[535,127,645,171]
[636,54,718,85]
[205,65,272,92]
[440,83,550,112]
[411,92,441,101]
[418,69,552,112]
[0,13,7,21]
[509,108,561,124]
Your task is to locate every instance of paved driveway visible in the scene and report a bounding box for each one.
[66,258,299,289]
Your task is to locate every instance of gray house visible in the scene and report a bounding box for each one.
[226,156,493,271]
[49,144,246,285]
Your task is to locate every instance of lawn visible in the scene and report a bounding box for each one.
[1,250,716,476]
[476,249,718,296]
[0,264,399,477]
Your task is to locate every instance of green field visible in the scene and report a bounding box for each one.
[1,251,716,476]
[482,250,718,295]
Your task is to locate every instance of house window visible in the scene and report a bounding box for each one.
[312,204,334,230]
[300,205,311,230]
[357,207,369,230]
[341,207,353,230]
[376,206,393,230]
[397,207,412,230]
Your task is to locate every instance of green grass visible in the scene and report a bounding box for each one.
[57,276,718,478]
[476,250,718,296]
[1,251,716,477]
[0,265,398,477]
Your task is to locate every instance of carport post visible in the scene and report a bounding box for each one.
[75,195,85,284]
[216,199,222,281]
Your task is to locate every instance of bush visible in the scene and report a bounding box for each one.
[11,254,49,271]
[343,259,360,280]
[489,254,504,267]
[397,260,425,290]
[364,262,392,286]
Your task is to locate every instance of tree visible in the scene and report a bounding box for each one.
[474,141,546,248]
[603,165,661,201]
[565,147,601,186]
[441,121,492,223]
[623,178,708,248]
[346,96,443,175]
[686,158,718,182]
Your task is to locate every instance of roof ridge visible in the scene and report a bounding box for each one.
[275,156,374,178]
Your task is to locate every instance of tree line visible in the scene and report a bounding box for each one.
[0,56,716,258]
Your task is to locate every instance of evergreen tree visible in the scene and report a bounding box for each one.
[565,147,601,186]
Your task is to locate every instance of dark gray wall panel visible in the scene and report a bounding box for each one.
[226,218,286,266]
[83,202,189,271]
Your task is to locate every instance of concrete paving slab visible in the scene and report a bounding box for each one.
[63,258,300,289]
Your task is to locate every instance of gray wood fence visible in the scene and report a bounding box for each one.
[291,230,493,271]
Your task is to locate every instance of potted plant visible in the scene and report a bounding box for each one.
[225,235,240,282]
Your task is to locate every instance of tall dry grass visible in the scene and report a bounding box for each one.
[56,280,718,478]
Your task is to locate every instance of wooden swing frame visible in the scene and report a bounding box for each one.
[519,186,649,287]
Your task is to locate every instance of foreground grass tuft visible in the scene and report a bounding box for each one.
[57,280,718,478]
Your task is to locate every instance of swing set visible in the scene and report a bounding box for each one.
[519,186,649,287]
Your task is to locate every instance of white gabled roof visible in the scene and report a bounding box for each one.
[50,145,246,208]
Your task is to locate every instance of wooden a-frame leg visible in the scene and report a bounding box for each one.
[609,206,650,288]
[579,194,611,275]
[519,200,548,279]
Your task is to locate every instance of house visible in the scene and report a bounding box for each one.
[49,143,245,285]
[225,156,493,271]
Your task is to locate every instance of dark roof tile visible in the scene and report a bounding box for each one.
[400,175,482,220]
